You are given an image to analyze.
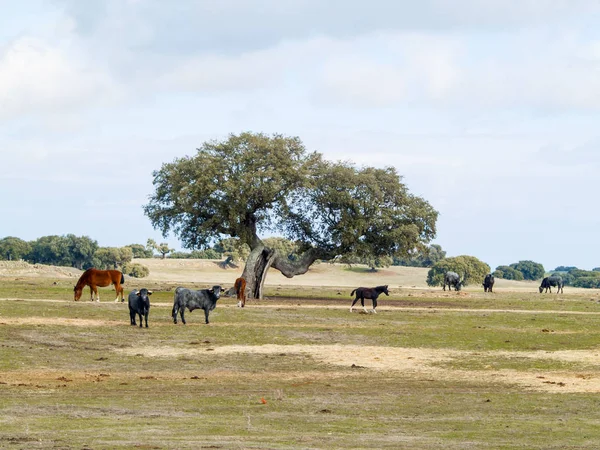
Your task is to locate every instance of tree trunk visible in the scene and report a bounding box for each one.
[241,245,276,300]
[241,245,332,300]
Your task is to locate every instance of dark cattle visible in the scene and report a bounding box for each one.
[539,276,564,294]
[483,274,495,293]
[172,285,222,324]
[128,288,152,328]
[443,272,462,291]
[350,285,389,313]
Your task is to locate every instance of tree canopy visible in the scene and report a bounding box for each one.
[393,244,446,267]
[0,237,31,261]
[509,260,545,281]
[493,265,524,281]
[144,132,438,297]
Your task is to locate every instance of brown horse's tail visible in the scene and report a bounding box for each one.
[121,273,125,284]
[350,289,357,297]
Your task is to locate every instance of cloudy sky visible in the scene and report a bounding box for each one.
[2,0,600,271]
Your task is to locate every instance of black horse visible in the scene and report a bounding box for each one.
[350,285,389,314]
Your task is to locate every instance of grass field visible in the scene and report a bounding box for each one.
[2,261,600,449]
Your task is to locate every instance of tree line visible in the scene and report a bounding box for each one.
[0,235,160,278]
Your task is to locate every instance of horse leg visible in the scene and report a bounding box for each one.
[372,297,378,313]
[361,297,368,314]
[350,297,359,312]
[114,283,120,302]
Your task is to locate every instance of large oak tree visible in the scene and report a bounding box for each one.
[144,132,438,298]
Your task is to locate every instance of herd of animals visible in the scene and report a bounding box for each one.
[71,267,566,328]
[442,271,564,294]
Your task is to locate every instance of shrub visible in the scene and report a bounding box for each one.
[123,262,149,278]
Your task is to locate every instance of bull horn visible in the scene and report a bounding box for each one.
[147,290,153,295]
[136,291,140,295]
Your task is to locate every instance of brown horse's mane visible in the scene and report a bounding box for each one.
[74,269,92,290]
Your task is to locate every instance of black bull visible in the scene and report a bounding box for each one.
[539,276,564,294]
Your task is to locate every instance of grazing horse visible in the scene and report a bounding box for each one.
[350,285,389,314]
[74,268,125,302]
[234,277,247,307]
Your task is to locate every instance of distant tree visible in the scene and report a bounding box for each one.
[336,252,393,271]
[554,266,578,272]
[561,269,600,288]
[593,267,600,272]
[27,234,98,269]
[0,237,31,261]
[170,248,223,259]
[509,260,545,281]
[262,237,301,261]
[394,244,446,267]
[214,238,251,262]
[145,239,174,259]
[427,255,490,287]
[156,243,174,259]
[94,247,133,269]
[126,244,154,258]
[493,265,525,281]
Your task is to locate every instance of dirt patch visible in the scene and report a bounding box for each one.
[115,344,600,394]
[0,261,81,278]
[0,317,122,327]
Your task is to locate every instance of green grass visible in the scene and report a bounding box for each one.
[2,278,600,448]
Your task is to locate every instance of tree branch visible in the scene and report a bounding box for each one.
[271,247,334,278]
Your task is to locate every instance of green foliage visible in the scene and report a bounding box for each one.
[94,247,133,270]
[493,265,525,281]
[169,249,222,259]
[27,234,98,269]
[427,255,491,287]
[145,239,173,259]
[144,132,437,267]
[262,237,301,261]
[556,269,600,288]
[336,253,393,270]
[509,260,545,281]
[126,243,154,258]
[0,237,31,261]
[213,237,251,262]
[554,266,577,272]
[122,262,149,278]
[393,244,446,267]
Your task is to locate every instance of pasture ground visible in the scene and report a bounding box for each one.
[1,260,600,449]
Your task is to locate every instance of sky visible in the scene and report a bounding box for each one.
[2,0,600,272]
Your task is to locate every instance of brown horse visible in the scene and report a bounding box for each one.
[234,277,247,307]
[74,268,125,302]
[224,277,247,307]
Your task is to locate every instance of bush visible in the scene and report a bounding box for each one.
[427,255,490,287]
[123,262,149,278]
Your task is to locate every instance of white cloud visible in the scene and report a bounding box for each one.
[0,37,119,119]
